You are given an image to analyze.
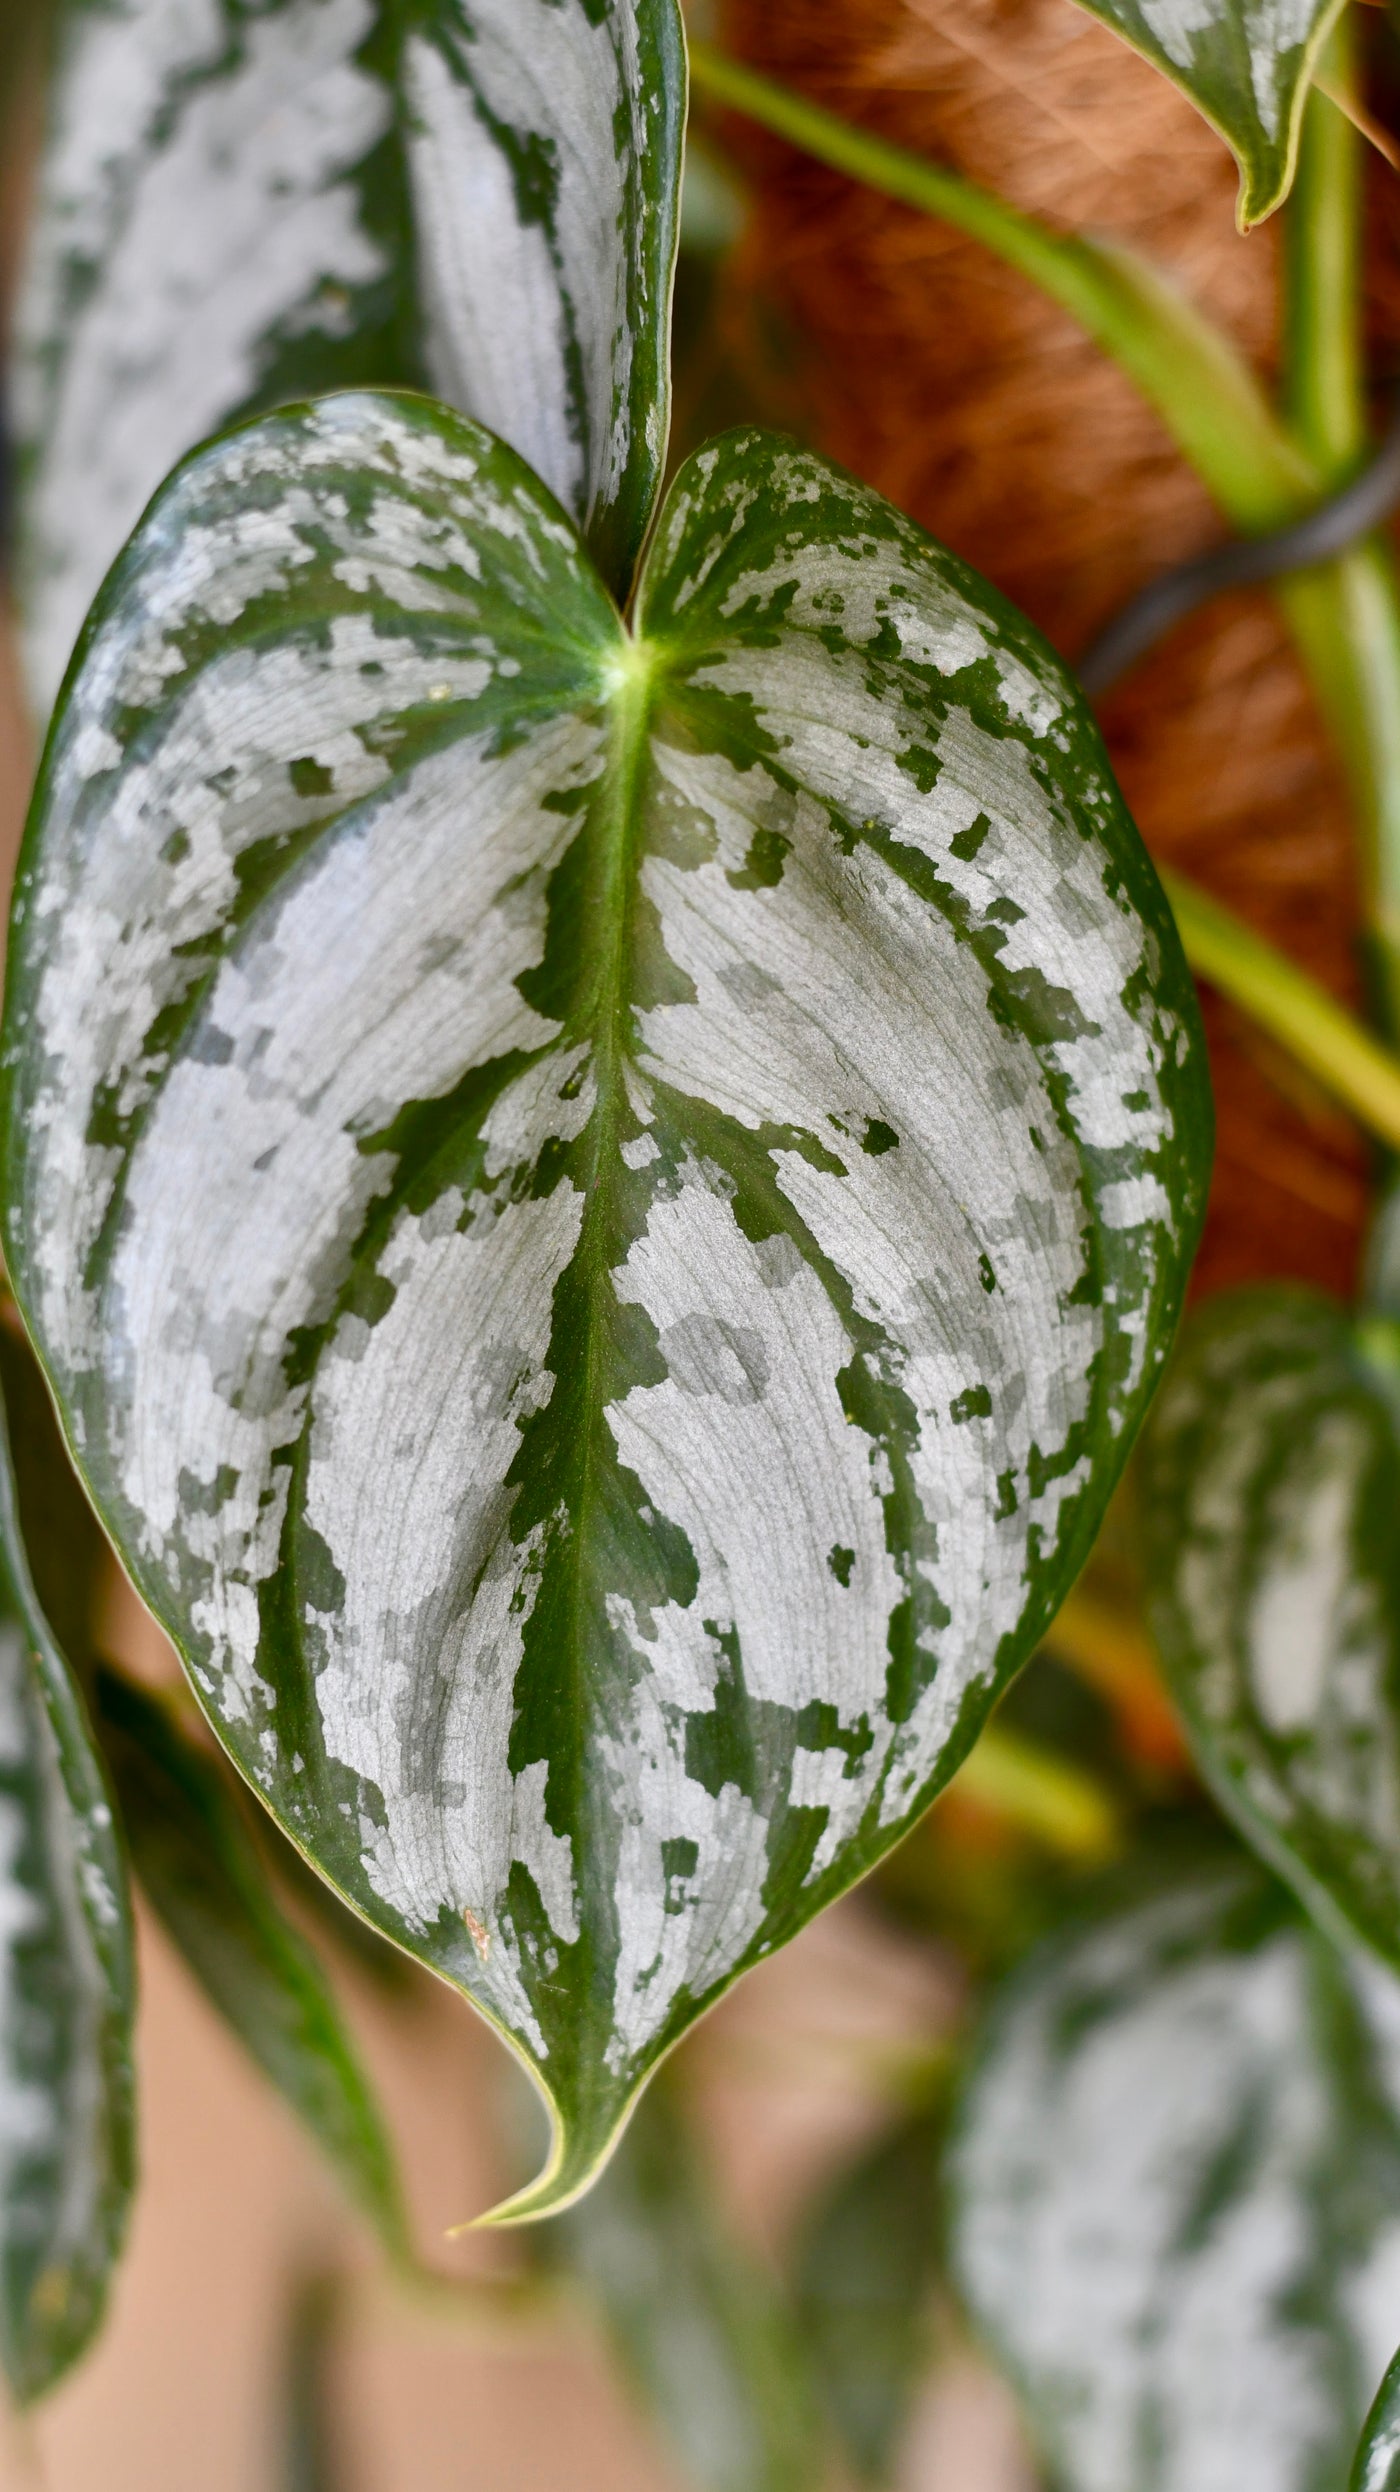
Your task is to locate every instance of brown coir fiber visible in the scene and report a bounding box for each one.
[718,0,1377,1299]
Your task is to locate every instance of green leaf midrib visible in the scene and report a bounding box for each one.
[537,635,664,1876]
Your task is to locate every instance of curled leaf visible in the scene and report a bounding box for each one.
[1,395,1210,2214]
[1070,0,1344,226]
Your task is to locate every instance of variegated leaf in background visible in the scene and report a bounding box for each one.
[96,1666,411,2264]
[0,392,1210,2216]
[0,1376,133,2405]
[1142,1289,1400,1971]
[557,2080,821,2492]
[1069,0,1342,226]
[950,1860,1400,2492]
[1357,2348,1400,2492]
[12,0,684,710]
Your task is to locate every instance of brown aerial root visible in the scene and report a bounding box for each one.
[717,0,1382,1301]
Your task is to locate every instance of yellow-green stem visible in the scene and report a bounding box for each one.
[1285,21,1365,474]
[1164,868,1400,1150]
[690,36,1400,1076]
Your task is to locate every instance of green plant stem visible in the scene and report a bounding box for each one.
[1283,37,1400,1037]
[1163,869,1400,1151]
[1285,22,1364,475]
[687,39,1312,526]
[690,36,1400,1070]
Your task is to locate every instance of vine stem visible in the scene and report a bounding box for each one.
[1161,870,1400,1150]
[687,35,1400,1125]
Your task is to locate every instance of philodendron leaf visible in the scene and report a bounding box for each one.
[0,392,1210,2218]
[0,1386,134,2404]
[95,1667,410,2262]
[1141,1288,1400,1968]
[13,0,684,709]
[557,2081,820,2492]
[950,1860,1400,2492]
[793,2109,944,2485]
[1069,0,1342,226]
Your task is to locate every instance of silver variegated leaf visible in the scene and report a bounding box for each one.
[950,1862,1400,2492]
[0,1382,134,2404]
[13,0,683,708]
[1142,1289,1400,1970]
[0,394,1210,2216]
[1070,0,1342,226]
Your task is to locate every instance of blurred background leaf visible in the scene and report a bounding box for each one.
[792,2107,944,2485]
[554,2078,823,2492]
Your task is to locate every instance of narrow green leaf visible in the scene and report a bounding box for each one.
[95,1665,409,2262]
[279,2272,348,2492]
[557,2080,820,2492]
[1068,0,1344,227]
[13,0,684,705]
[0,1382,134,2405]
[1356,2346,1400,2492]
[1141,1288,1400,1968]
[793,2111,943,2486]
[0,393,1211,2216]
[950,1859,1400,2492]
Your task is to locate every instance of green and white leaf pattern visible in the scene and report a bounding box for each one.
[1142,1289,1400,1970]
[13,0,683,707]
[0,1382,134,2404]
[0,393,1210,2215]
[950,1862,1400,2492]
[1070,0,1342,226]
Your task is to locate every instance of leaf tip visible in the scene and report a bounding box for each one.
[449,2080,641,2233]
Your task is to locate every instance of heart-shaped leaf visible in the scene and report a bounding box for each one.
[950,1858,1400,2492]
[1141,1288,1400,1969]
[13,0,684,706]
[96,1665,411,2262]
[0,1378,133,2404]
[1070,0,1343,226]
[1358,2348,1400,2492]
[0,392,1210,2217]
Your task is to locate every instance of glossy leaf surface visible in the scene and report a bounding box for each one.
[951,1861,1400,2492]
[1,393,1210,2214]
[1071,0,1341,225]
[793,2109,943,2484]
[0,1385,133,2404]
[13,0,684,707]
[1143,1288,1400,1968]
[1357,2348,1400,2492]
[558,2082,820,2492]
[96,1667,408,2259]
